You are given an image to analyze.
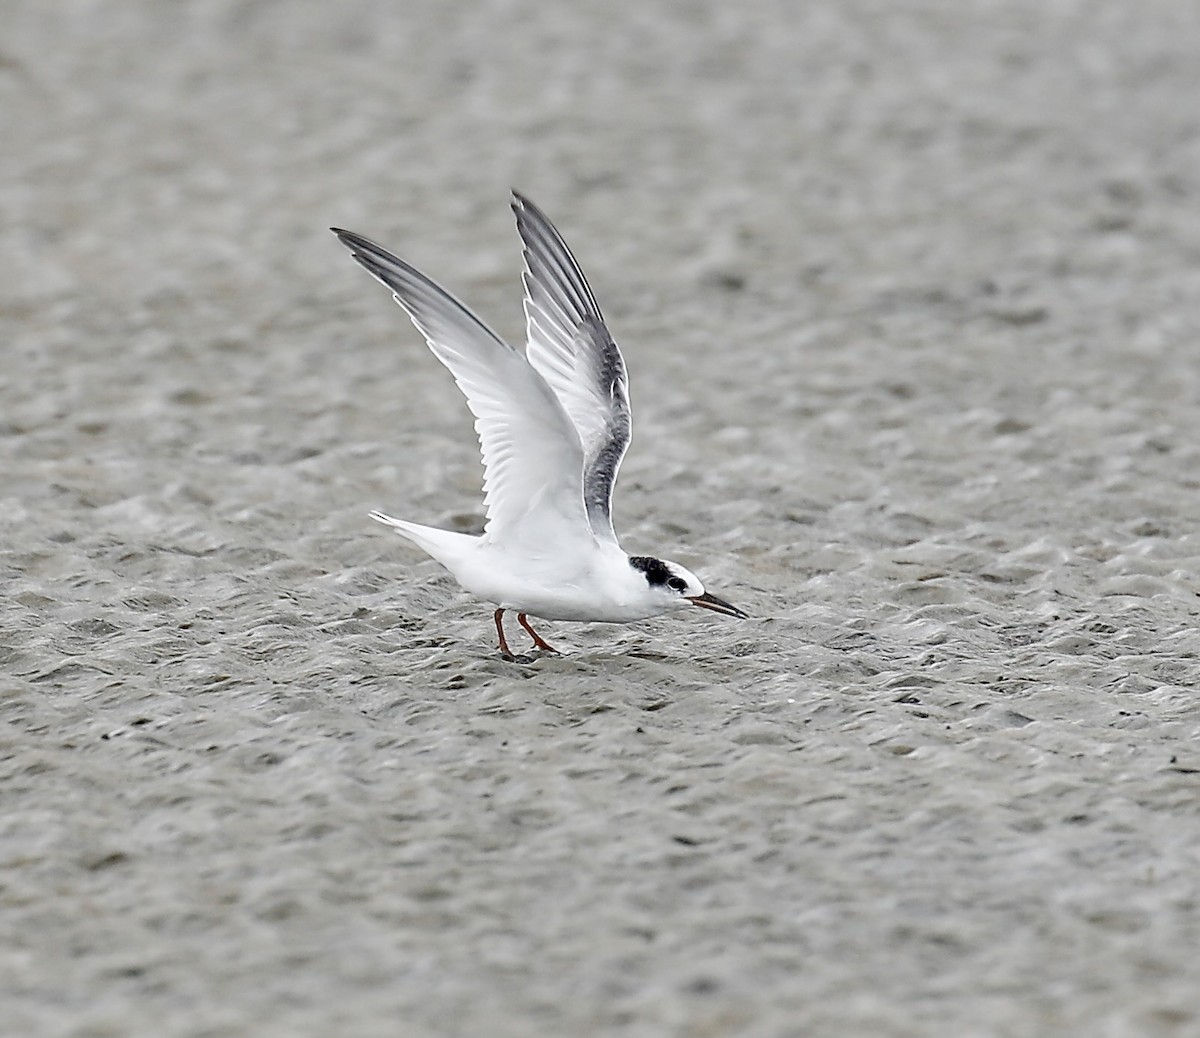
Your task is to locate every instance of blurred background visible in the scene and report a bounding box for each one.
[4,2,1200,1036]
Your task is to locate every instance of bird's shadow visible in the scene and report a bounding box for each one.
[496,643,679,669]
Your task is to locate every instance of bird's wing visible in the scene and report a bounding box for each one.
[333,228,591,546]
[511,192,631,546]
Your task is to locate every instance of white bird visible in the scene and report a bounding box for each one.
[332,192,747,660]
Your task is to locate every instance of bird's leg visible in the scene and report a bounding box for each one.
[495,609,536,663]
[494,608,517,659]
[518,613,560,653]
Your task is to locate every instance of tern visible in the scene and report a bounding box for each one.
[332,192,747,660]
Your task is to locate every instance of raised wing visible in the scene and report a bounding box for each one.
[332,228,589,545]
[512,192,631,545]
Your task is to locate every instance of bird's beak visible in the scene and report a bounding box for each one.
[688,592,749,619]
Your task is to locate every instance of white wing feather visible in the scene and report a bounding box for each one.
[511,192,632,544]
[333,228,590,546]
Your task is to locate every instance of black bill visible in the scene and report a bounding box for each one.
[688,592,749,619]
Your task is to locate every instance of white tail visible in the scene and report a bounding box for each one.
[369,510,478,568]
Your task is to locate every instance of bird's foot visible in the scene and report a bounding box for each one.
[517,613,560,654]
[500,651,537,665]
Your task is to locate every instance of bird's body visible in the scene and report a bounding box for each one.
[369,512,684,623]
[334,193,746,658]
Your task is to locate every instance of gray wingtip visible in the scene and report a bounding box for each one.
[510,190,545,223]
[332,227,375,252]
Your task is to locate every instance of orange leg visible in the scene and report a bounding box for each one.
[494,608,516,659]
[518,612,559,653]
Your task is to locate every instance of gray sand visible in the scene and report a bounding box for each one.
[4,2,1200,1035]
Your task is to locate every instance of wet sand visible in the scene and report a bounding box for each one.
[4,2,1200,1035]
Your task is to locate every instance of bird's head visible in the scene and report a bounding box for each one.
[628,556,748,619]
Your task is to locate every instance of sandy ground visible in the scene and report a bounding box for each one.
[4,2,1200,1035]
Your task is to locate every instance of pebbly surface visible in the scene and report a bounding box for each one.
[3,2,1200,1035]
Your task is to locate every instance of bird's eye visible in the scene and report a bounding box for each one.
[667,577,687,592]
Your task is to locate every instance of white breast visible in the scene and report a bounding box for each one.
[450,540,660,623]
